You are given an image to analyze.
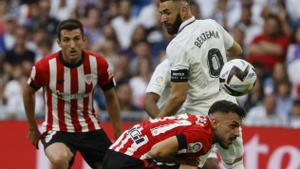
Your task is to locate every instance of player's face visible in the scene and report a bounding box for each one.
[159,1,183,35]
[213,112,241,149]
[57,28,86,64]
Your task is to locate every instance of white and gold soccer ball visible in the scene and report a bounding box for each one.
[219,59,257,96]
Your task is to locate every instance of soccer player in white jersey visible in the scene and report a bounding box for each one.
[150,0,244,169]
[23,19,121,169]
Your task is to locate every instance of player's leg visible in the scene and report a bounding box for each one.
[78,129,112,169]
[216,132,244,169]
[41,131,76,169]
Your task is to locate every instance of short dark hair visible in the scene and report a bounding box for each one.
[160,0,191,3]
[57,19,84,40]
[208,100,246,118]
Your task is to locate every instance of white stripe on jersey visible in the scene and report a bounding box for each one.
[110,131,128,150]
[77,64,89,130]
[115,134,132,152]
[88,55,100,130]
[63,66,75,132]
[42,88,48,132]
[49,58,59,131]
[124,128,149,157]
[150,120,192,136]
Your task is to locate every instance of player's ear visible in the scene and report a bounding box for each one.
[180,6,187,19]
[209,116,218,128]
[82,34,87,42]
[56,38,61,47]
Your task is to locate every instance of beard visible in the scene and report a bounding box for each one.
[164,13,182,35]
[214,131,229,149]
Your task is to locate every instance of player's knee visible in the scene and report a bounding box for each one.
[47,151,72,168]
[49,155,70,168]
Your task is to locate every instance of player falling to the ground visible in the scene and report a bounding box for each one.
[103,100,246,169]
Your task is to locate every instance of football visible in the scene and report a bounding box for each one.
[219,59,257,96]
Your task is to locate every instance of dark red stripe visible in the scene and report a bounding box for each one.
[83,56,96,131]
[70,68,82,132]
[56,63,67,131]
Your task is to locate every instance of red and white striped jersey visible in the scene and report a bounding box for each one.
[27,50,115,132]
[110,114,213,160]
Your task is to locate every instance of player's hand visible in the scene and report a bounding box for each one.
[28,128,41,149]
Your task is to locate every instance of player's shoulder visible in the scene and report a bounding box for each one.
[197,19,218,25]
[84,50,108,63]
[156,59,171,70]
[35,51,59,68]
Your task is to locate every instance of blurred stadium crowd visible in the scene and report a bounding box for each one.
[0,0,300,128]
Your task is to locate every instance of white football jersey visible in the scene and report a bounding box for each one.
[145,59,171,109]
[167,17,237,115]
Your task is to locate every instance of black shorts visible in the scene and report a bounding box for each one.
[103,150,179,169]
[41,129,111,168]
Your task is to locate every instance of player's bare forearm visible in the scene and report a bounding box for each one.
[23,84,38,130]
[144,93,160,118]
[227,41,242,57]
[159,96,184,117]
[149,136,179,161]
[159,82,188,117]
[104,88,122,138]
[23,84,41,149]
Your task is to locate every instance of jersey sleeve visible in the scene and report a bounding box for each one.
[176,125,211,156]
[97,57,115,91]
[145,60,170,96]
[27,62,44,90]
[214,20,234,50]
[167,43,189,82]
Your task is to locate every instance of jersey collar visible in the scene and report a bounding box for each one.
[177,16,196,34]
[59,50,85,68]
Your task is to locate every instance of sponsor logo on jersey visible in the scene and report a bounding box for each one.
[54,90,89,100]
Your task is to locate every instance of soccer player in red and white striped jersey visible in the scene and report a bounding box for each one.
[103,100,245,169]
[23,19,121,169]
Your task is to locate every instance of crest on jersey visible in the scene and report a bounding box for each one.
[156,76,164,84]
[84,74,93,84]
[188,142,203,153]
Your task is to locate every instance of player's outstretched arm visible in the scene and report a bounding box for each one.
[23,83,40,149]
[159,82,188,117]
[103,88,122,139]
[144,92,160,118]
[227,41,243,58]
